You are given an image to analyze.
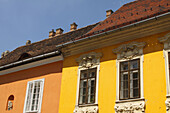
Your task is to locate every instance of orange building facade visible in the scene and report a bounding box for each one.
[0,55,63,113]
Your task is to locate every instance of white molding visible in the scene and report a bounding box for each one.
[23,78,45,113]
[114,99,145,113]
[113,42,146,60]
[74,105,98,113]
[164,50,170,96]
[0,55,63,76]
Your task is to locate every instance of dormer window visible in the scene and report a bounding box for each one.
[18,53,31,61]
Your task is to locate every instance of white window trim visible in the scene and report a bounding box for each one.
[75,65,100,106]
[163,50,170,96]
[23,78,45,113]
[116,55,144,102]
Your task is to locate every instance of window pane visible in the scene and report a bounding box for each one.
[121,61,128,71]
[79,95,86,104]
[130,60,138,69]
[89,71,95,77]
[81,72,87,79]
[130,69,139,98]
[88,95,95,103]
[26,83,33,111]
[120,73,129,99]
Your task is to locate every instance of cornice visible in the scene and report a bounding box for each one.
[61,14,170,57]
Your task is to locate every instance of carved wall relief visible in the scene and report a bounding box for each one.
[166,97,170,112]
[76,52,102,68]
[74,106,98,113]
[114,100,145,113]
[112,42,146,59]
[158,33,170,50]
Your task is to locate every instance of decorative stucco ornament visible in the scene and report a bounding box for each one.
[114,100,145,113]
[74,106,98,113]
[113,41,146,60]
[76,52,102,68]
[165,98,170,112]
[158,32,170,50]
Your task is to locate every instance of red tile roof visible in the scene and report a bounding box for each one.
[81,0,170,38]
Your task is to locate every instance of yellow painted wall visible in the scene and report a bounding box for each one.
[59,31,169,113]
[0,61,62,113]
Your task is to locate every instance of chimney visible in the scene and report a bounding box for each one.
[1,50,10,58]
[49,29,55,38]
[106,9,113,18]
[55,28,64,36]
[26,40,31,45]
[4,50,10,56]
[1,52,4,58]
[70,22,78,31]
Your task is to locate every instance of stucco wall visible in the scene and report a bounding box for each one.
[0,61,62,113]
[59,31,169,113]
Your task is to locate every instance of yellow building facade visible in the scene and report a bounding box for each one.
[58,7,170,113]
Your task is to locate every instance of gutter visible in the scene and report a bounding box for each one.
[56,12,170,48]
[0,51,61,71]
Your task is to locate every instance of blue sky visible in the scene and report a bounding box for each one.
[0,0,134,56]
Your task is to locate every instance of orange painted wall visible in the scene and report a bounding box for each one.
[0,61,62,113]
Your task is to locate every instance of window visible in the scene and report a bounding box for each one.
[79,68,97,105]
[6,95,14,111]
[119,59,140,100]
[74,52,101,113]
[113,42,145,112]
[24,79,44,113]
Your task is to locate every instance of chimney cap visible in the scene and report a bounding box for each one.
[106,9,113,13]
[106,9,113,18]
[49,29,55,38]
[49,29,55,33]
[55,28,64,36]
[26,40,31,45]
[70,22,78,31]
[70,22,78,27]
[56,28,64,32]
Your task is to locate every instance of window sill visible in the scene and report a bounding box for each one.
[78,103,98,107]
[114,98,145,113]
[74,104,98,113]
[115,97,145,103]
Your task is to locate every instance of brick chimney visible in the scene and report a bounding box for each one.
[49,29,55,38]
[55,28,64,36]
[26,40,31,45]
[70,22,78,31]
[106,9,113,18]
[1,50,10,58]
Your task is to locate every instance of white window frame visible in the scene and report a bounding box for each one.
[23,78,45,113]
[116,56,144,101]
[163,50,170,96]
[75,65,100,106]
